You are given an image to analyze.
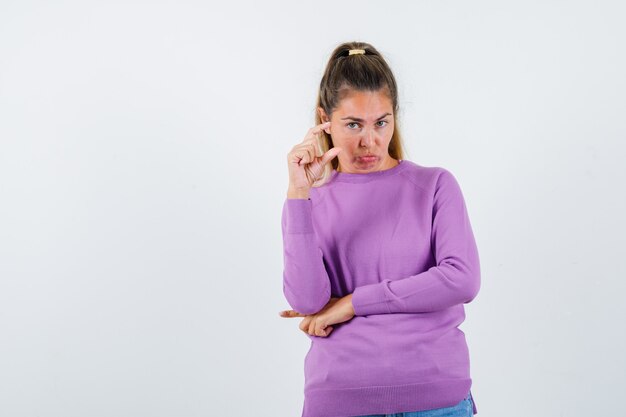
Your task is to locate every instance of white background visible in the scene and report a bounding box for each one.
[1,1,624,416]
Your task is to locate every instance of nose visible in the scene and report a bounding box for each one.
[359,128,376,147]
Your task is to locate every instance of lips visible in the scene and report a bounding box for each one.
[357,155,378,163]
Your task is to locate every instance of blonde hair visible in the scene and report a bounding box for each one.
[312,41,406,187]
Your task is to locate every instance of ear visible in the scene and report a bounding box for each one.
[317,107,331,134]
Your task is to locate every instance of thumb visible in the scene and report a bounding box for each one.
[320,147,342,166]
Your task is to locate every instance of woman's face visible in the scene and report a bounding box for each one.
[318,89,396,173]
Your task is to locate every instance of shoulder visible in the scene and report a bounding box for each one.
[398,160,459,192]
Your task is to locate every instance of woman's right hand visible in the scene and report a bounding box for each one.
[287,121,342,193]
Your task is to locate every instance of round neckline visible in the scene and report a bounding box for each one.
[331,159,408,183]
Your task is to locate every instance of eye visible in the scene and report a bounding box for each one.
[377,120,388,127]
[347,122,360,129]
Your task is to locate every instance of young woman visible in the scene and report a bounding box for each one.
[279,41,480,417]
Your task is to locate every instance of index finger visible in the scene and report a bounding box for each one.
[308,121,331,136]
[278,310,306,317]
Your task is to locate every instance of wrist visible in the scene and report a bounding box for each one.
[346,294,355,315]
[287,186,310,199]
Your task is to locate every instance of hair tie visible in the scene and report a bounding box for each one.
[348,49,366,55]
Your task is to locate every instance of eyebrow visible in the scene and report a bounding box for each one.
[340,113,392,122]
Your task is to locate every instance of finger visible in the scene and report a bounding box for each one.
[315,322,328,337]
[303,142,319,161]
[308,121,331,136]
[279,309,302,317]
[308,317,317,336]
[288,148,308,166]
[299,316,312,333]
[279,310,304,317]
[316,140,325,158]
[293,144,315,166]
[307,141,323,159]
[304,122,330,148]
[319,147,342,166]
[318,325,334,337]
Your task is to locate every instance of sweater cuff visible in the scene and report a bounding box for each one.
[351,281,390,316]
[284,198,314,234]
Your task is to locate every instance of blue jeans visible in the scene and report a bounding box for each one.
[355,392,474,417]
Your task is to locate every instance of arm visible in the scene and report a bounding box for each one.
[281,197,331,315]
[351,169,481,315]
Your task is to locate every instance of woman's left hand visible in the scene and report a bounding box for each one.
[278,294,355,337]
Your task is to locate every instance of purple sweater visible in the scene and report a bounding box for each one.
[281,159,480,417]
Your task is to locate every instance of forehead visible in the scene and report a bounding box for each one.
[335,90,393,119]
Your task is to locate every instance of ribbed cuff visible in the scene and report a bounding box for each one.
[351,281,390,316]
[284,198,314,234]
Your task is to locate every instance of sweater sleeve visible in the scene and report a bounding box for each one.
[281,198,332,315]
[351,169,481,315]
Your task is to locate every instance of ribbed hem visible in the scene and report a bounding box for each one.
[301,378,472,417]
[351,280,390,316]
[284,198,314,234]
